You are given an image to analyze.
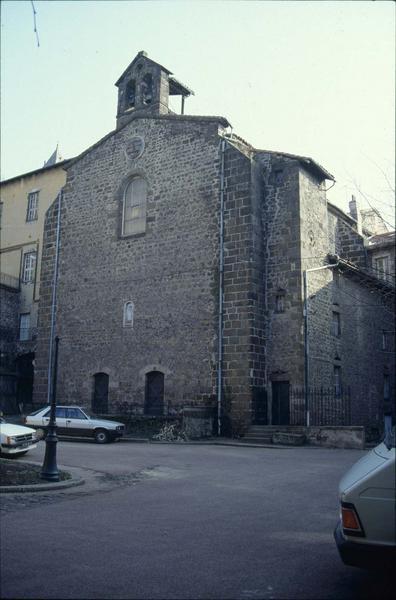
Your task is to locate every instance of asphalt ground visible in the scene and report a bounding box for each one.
[0,441,393,599]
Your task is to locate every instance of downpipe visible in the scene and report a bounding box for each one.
[217,139,226,436]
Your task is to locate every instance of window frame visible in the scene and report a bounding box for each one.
[383,374,390,400]
[22,251,37,283]
[123,301,134,327]
[331,310,341,337]
[19,313,31,341]
[374,255,390,281]
[121,177,147,238]
[334,366,342,397]
[26,191,39,222]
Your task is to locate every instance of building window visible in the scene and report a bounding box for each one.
[331,311,341,337]
[122,177,147,236]
[275,295,285,313]
[275,294,285,313]
[22,251,37,283]
[142,73,153,105]
[26,191,39,222]
[19,313,30,341]
[274,170,283,185]
[374,256,390,281]
[125,80,136,109]
[383,374,390,400]
[123,301,134,327]
[334,366,342,397]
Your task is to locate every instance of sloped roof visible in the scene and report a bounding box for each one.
[115,51,172,86]
[223,134,334,181]
[1,160,70,186]
[328,254,395,308]
[366,230,395,248]
[65,113,230,171]
[257,148,335,181]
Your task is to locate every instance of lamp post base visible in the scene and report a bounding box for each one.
[40,430,59,482]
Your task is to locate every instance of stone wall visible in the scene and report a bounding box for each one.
[328,204,367,268]
[255,154,309,422]
[221,141,261,433]
[0,284,20,412]
[307,268,395,427]
[34,116,227,415]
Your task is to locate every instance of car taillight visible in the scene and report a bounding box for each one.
[341,502,365,537]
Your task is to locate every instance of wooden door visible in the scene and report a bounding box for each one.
[92,373,109,414]
[272,381,290,425]
[145,371,164,416]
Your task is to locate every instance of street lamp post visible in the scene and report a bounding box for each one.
[40,336,60,481]
[303,261,338,427]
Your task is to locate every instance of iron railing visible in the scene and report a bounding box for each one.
[289,386,351,426]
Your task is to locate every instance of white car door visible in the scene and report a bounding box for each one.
[42,407,68,434]
[65,407,91,437]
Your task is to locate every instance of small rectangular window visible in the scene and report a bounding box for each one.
[26,192,39,222]
[331,311,341,337]
[275,295,285,313]
[334,366,342,397]
[22,251,37,283]
[383,375,390,400]
[19,313,30,341]
[374,256,390,282]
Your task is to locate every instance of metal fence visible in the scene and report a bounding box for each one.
[289,386,351,426]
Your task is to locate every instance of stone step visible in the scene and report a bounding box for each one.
[248,426,306,433]
[240,436,273,445]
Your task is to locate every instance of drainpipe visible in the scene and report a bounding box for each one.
[47,191,62,404]
[217,139,226,435]
[303,260,339,426]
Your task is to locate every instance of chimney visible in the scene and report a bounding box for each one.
[349,195,362,235]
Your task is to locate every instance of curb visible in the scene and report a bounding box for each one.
[120,437,293,449]
[0,461,85,494]
[0,477,85,494]
[120,437,361,450]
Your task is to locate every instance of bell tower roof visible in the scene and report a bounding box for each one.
[115,51,194,129]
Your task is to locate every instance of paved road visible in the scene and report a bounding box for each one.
[0,441,392,599]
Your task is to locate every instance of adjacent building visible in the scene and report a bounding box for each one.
[0,151,68,412]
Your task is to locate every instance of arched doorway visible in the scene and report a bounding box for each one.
[92,373,109,414]
[145,371,164,416]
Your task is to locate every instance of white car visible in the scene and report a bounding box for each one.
[0,417,38,457]
[334,428,395,569]
[25,406,125,444]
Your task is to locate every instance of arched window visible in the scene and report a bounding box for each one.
[123,301,134,327]
[142,74,153,105]
[125,80,136,109]
[122,177,147,236]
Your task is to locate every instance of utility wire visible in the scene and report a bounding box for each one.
[31,1,40,48]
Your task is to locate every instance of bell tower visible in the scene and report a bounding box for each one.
[115,51,194,129]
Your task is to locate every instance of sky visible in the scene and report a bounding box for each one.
[1,0,395,225]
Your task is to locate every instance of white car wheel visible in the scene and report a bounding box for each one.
[94,429,109,444]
